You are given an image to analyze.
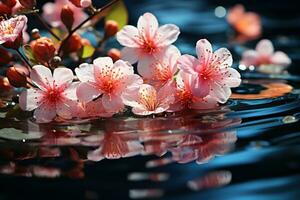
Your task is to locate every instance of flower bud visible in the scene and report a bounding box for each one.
[63,33,82,53]
[6,65,29,88]
[31,37,56,63]
[61,5,74,31]
[19,0,36,9]
[0,76,12,92]
[1,0,17,8]
[0,48,13,66]
[69,0,91,8]
[107,48,121,62]
[50,56,62,68]
[31,28,40,39]
[104,20,119,38]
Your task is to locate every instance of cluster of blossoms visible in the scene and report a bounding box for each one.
[15,12,241,123]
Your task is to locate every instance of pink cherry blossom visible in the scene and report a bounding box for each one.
[240,39,291,73]
[122,83,175,116]
[19,65,78,123]
[75,57,143,113]
[168,71,218,112]
[42,0,88,29]
[116,12,180,73]
[74,98,115,118]
[178,39,241,103]
[0,15,27,48]
[140,46,180,88]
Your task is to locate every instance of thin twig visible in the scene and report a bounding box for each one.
[15,49,32,70]
[57,0,120,55]
[33,12,61,41]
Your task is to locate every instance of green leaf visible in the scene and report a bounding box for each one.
[80,45,95,59]
[105,0,128,30]
[23,45,38,65]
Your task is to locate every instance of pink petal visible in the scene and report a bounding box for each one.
[256,39,274,56]
[177,54,199,75]
[191,96,218,110]
[137,56,154,76]
[63,82,79,100]
[33,103,57,123]
[80,0,91,7]
[132,107,154,116]
[76,82,101,102]
[137,12,159,40]
[102,94,124,113]
[210,83,231,104]
[156,24,180,47]
[93,57,114,81]
[75,63,95,83]
[271,51,291,67]
[56,100,76,119]
[121,47,139,64]
[113,60,134,76]
[223,68,241,87]
[123,74,143,93]
[122,88,142,109]
[84,98,114,118]
[212,48,233,68]
[196,39,213,66]
[241,50,258,66]
[53,67,74,87]
[87,148,104,161]
[19,88,43,111]
[30,65,53,91]
[191,77,210,98]
[116,25,140,48]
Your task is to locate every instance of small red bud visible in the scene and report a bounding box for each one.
[63,33,82,53]
[1,0,17,8]
[61,5,74,31]
[18,0,36,9]
[104,20,119,38]
[0,76,12,92]
[0,48,13,66]
[6,65,29,88]
[107,48,121,62]
[69,0,91,8]
[31,37,56,63]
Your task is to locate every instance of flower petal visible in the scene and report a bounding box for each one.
[64,82,79,100]
[196,39,213,66]
[116,25,140,48]
[93,57,114,80]
[191,77,210,98]
[102,94,124,113]
[75,63,95,83]
[56,100,76,119]
[121,47,139,64]
[210,83,231,103]
[156,24,180,47]
[177,54,199,75]
[212,48,233,68]
[241,50,258,66]
[256,39,274,56]
[33,103,57,123]
[191,96,218,110]
[223,68,241,87]
[132,107,154,116]
[137,56,154,76]
[53,67,74,87]
[19,88,43,111]
[30,65,53,91]
[76,82,101,102]
[137,12,159,40]
[271,51,291,67]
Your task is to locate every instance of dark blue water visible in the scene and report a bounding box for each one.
[1,0,300,199]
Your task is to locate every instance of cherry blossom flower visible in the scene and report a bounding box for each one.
[178,39,241,103]
[240,39,291,74]
[19,65,78,123]
[42,0,88,29]
[227,4,261,40]
[116,12,180,73]
[0,15,27,49]
[168,71,218,112]
[75,57,143,113]
[122,83,175,116]
[140,46,180,88]
[74,98,115,118]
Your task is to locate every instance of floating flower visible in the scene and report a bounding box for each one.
[42,0,88,29]
[75,57,143,113]
[168,71,218,112]
[116,12,180,73]
[141,46,180,88]
[19,65,78,123]
[122,83,175,116]
[0,15,27,49]
[178,39,241,103]
[240,39,291,74]
[227,4,261,40]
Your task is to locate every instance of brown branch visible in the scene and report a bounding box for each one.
[33,12,61,41]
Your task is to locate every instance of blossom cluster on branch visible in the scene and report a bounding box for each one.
[1,0,266,123]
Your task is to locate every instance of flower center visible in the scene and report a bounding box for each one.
[142,40,157,54]
[139,88,158,111]
[100,80,116,94]
[177,88,193,108]
[153,63,172,84]
[44,88,62,105]
[0,21,15,35]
